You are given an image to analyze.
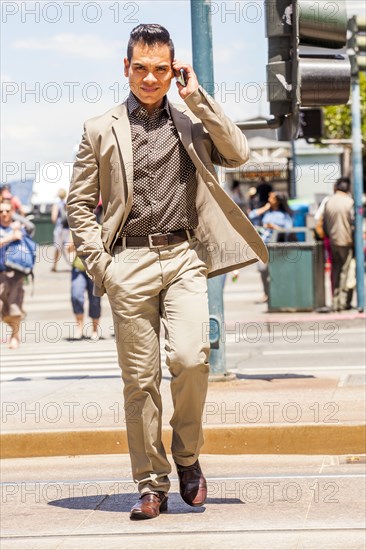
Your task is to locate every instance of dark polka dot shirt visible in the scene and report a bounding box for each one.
[120,92,198,237]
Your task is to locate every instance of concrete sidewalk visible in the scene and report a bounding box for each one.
[1,252,365,550]
[0,253,365,459]
[1,365,365,458]
[1,454,365,550]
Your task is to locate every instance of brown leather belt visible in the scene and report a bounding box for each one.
[115,229,194,249]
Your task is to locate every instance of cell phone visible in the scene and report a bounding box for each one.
[175,68,188,87]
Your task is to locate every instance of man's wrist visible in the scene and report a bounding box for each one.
[183,86,201,104]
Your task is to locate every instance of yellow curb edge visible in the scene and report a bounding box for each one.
[1,424,365,459]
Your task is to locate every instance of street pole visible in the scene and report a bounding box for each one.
[190,0,215,96]
[350,76,365,312]
[290,139,297,199]
[190,0,229,378]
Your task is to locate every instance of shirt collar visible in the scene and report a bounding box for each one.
[127,92,170,119]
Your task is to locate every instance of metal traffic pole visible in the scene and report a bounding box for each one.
[190,0,230,378]
[348,15,365,312]
[351,76,365,312]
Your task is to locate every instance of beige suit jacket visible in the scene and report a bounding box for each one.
[67,86,268,296]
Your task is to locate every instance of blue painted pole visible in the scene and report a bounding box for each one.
[190,0,229,378]
[351,77,365,312]
[290,139,297,199]
[190,0,215,97]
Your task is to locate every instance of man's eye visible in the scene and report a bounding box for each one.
[156,67,167,73]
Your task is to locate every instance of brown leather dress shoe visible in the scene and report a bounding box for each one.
[130,491,168,520]
[176,459,207,507]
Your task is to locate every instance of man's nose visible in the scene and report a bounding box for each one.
[144,71,157,84]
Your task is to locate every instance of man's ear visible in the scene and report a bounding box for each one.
[123,58,130,77]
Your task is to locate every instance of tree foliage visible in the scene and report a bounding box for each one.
[323,72,366,144]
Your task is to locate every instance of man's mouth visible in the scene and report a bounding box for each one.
[141,87,159,93]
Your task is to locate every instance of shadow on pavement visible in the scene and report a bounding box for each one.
[235,373,315,381]
[48,492,224,514]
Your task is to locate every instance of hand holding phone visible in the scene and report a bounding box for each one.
[172,61,199,98]
[175,68,188,87]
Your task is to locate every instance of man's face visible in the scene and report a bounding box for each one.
[0,203,13,227]
[124,42,173,113]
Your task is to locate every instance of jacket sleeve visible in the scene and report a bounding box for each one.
[184,86,249,168]
[67,123,112,288]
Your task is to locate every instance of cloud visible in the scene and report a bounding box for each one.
[4,124,39,141]
[2,95,118,170]
[12,34,121,60]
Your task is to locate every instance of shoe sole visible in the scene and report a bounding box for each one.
[184,500,206,507]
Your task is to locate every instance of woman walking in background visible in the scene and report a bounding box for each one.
[249,191,293,303]
[67,202,103,340]
[51,188,69,272]
[69,248,101,340]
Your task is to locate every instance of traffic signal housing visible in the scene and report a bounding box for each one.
[298,108,324,140]
[265,0,351,137]
[265,0,293,119]
[347,15,366,77]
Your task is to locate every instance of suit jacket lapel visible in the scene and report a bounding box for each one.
[170,102,214,182]
[112,103,134,214]
[170,103,192,150]
[170,102,206,173]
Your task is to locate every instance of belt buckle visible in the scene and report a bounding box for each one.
[148,233,169,248]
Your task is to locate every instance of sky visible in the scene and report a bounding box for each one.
[1,0,364,182]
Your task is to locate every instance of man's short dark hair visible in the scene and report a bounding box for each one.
[127,24,174,62]
[335,177,351,193]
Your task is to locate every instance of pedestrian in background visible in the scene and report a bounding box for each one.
[256,178,273,207]
[229,179,245,210]
[68,241,102,341]
[0,185,26,217]
[67,206,102,341]
[67,24,267,520]
[0,201,29,348]
[323,177,354,311]
[51,188,69,272]
[249,191,293,303]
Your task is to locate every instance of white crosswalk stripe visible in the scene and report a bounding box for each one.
[0,340,122,381]
[2,326,364,382]
[0,331,253,381]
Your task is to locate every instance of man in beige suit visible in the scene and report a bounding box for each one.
[67,24,267,520]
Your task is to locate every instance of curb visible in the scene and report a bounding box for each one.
[1,424,365,459]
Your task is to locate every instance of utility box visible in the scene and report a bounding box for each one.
[268,241,325,311]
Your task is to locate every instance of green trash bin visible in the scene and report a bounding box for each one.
[268,241,325,311]
[33,215,54,245]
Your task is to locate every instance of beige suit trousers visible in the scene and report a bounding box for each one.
[103,237,210,494]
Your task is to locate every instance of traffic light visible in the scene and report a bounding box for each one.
[265,0,351,137]
[265,0,293,118]
[298,108,324,140]
[347,16,366,77]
